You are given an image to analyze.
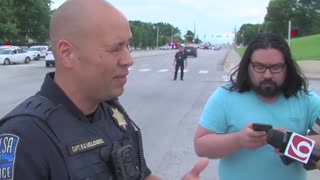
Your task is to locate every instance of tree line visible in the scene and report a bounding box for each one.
[236,0,320,46]
[1,0,319,47]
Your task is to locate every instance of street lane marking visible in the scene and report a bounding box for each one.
[158,69,169,72]
[199,70,208,74]
[139,69,152,72]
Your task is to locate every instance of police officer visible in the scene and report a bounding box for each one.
[0,0,207,180]
[173,45,188,81]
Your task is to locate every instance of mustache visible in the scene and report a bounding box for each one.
[259,79,277,86]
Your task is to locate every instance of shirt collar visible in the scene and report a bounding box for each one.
[36,72,88,121]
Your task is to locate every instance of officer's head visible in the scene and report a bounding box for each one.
[178,45,184,52]
[50,0,133,112]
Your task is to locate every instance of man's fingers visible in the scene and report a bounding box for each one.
[190,158,209,176]
[316,160,320,170]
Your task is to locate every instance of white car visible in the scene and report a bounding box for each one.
[45,47,55,67]
[159,45,171,50]
[27,45,48,60]
[0,47,32,65]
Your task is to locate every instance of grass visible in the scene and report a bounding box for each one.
[236,34,320,61]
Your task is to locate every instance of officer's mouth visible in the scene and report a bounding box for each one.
[115,74,128,85]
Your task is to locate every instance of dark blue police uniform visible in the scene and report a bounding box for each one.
[0,72,151,180]
[174,51,187,80]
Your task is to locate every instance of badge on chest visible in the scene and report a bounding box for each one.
[110,107,128,131]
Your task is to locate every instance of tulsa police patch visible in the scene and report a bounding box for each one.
[0,134,19,180]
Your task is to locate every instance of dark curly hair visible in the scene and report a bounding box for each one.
[228,33,308,98]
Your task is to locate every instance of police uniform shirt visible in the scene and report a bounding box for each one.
[175,51,187,63]
[0,72,151,180]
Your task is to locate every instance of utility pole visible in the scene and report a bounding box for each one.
[171,27,173,42]
[156,26,159,49]
[234,26,237,47]
[288,20,291,47]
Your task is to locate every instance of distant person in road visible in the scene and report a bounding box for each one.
[194,33,320,180]
[0,0,208,179]
[173,45,188,80]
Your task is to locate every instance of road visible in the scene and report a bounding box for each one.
[0,48,319,179]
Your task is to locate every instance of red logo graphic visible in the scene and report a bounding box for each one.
[285,133,315,164]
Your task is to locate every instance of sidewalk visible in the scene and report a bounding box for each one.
[223,47,320,80]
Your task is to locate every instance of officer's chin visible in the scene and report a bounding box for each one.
[111,87,125,98]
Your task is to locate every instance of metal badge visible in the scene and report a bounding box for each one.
[110,107,128,131]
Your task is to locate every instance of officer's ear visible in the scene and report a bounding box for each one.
[55,40,77,69]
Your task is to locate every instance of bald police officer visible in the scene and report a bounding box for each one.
[0,0,207,180]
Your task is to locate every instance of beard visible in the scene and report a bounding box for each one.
[251,79,282,98]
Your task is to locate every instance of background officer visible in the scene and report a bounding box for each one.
[0,0,207,180]
[173,45,188,80]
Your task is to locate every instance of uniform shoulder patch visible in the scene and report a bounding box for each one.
[0,134,19,180]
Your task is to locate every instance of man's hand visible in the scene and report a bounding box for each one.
[316,160,320,170]
[181,158,209,180]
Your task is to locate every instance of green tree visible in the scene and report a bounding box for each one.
[264,0,294,36]
[292,0,320,36]
[14,0,52,44]
[0,0,18,44]
[236,24,261,46]
[184,30,194,43]
[0,0,52,45]
[129,21,182,49]
[264,0,320,37]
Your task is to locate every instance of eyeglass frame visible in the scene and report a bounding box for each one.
[250,61,286,73]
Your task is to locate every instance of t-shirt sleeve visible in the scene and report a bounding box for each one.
[199,86,228,133]
[307,91,320,129]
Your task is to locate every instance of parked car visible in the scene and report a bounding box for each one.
[0,47,32,65]
[45,47,55,67]
[184,46,197,57]
[27,45,48,60]
[159,45,171,50]
[212,45,222,50]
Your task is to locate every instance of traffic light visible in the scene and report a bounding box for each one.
[291,29,297,37]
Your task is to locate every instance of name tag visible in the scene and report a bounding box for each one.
[68,138,106,155]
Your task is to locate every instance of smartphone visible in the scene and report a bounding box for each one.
[252,123,272,133]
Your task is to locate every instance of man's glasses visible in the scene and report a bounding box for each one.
[250,61,286,73]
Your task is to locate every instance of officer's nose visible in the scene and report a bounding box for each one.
[120,47,134,67]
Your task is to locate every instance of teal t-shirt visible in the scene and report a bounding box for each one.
[199,85,320,180]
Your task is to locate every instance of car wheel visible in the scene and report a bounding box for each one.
[46,62,50,67]
[25,57,31,64]
[36,54,40,60]
[3,58,10,65]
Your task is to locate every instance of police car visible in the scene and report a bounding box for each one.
[45,47,55,67]
[0,47,32,65]
[27,45,48,60]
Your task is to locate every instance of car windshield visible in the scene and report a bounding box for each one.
[28,47,41,51]
[0,49,12,54]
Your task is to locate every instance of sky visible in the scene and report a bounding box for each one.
[50,0,271,44]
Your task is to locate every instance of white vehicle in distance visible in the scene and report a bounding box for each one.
[0,47,32,65]
[27,45,48,60]
[159,45,171,50]
[45,47,55,67]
